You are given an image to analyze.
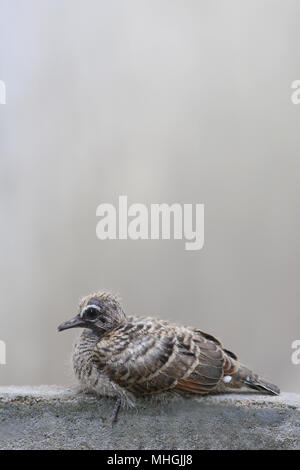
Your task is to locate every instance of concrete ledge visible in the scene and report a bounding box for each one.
[0,386,299,450]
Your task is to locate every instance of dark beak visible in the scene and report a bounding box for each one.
[57,314,84,332]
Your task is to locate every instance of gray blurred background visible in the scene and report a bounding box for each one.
[0,0,300,392]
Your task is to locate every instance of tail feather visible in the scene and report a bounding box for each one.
[230,364,280,396]
[243,376,280,396]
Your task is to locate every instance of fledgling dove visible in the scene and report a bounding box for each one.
[58,292,280,423]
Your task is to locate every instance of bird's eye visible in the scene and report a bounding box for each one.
[84,307,99,321]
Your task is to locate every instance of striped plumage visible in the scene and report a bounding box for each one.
[58,292,280,420]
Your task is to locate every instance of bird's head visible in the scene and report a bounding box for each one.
[57,292,126,336]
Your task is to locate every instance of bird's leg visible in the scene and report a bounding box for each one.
[108,397,121,425]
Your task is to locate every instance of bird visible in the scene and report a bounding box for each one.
[58,291,280,423]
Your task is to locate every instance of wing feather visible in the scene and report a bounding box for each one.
[93,318,238,396]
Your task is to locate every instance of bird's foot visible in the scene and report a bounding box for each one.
[107,397,121,426]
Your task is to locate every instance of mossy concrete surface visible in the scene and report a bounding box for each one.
[0,386,299,450]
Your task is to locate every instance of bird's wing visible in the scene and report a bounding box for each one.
[174,328,238,394]
[93,319,237,395]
